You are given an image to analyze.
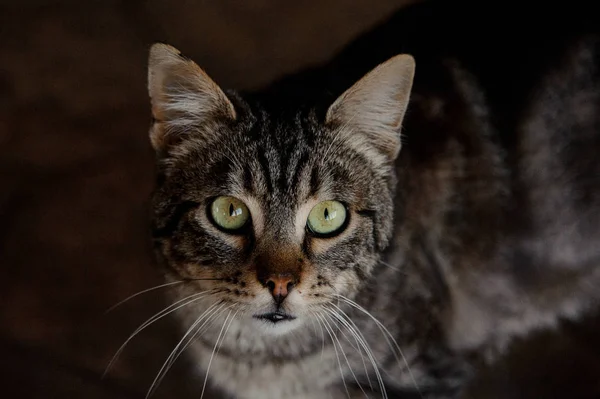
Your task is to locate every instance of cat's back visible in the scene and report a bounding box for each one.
[389,0,600,351]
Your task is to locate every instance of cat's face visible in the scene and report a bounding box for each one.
[148,44,414,335]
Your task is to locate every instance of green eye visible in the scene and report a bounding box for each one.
[306,200,347,236]
[210,196,250,231]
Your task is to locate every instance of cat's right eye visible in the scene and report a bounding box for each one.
[209,196,250,232]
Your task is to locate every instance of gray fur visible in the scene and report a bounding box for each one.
[147,35,600,399]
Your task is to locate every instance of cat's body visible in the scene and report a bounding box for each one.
[147,1,600,398]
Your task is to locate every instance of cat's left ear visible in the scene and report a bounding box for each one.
[325,54,415,161]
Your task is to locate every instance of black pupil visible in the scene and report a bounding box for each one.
[324,207,329,220]
[229,203,235,216]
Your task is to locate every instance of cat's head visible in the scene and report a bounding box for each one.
[148,43,414,336]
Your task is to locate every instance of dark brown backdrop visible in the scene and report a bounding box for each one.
[1,1,599,398]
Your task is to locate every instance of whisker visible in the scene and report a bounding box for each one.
[334,295,423,398]
[200,308,237,399]
[330,311,373,391]
[164,299,232,372]
[148,301,227,396]
[104,280,186,314]
[173,305,239,372]
[322,311,368,398]
[315,312,350,399]
[104,289,215,378]
[307,310,323,358]
[324,305,386,398]
[317,305,370,387]
[146,303,220,399]
[104,277,226,314]
[313,310,327,360]
[308,309,328,381]
[377,260,411,276]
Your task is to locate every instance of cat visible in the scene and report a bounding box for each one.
[146,0,600,398]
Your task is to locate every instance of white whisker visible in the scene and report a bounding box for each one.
[308,309,329,382]
[335,314,373,391]
[378,260,409,275]
[307,310,326,360]
[146,302,225,397]
[200,308,236,399]
[149,301,228,396]
[322,311,368,398]
[166,301,229,368]
[315,312,350,399]
[315,312,327,360]
[320,306,372,390]
[334,295,422,398]
[104,289,215,378]
[104,280,186,313]
[324,306,386,398]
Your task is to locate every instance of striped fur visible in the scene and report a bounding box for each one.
[146,2,600,397]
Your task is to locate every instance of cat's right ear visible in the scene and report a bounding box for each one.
[147,43,236,152]
[325,54,415,162]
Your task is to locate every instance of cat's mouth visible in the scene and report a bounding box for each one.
[254,311,296,323]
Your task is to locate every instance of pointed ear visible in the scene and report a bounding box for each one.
[147,43,236,151]
[325,54,415,160]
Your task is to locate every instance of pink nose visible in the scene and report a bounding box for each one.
[265,275,295,304]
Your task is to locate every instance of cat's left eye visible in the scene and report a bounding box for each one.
[210,196,250,232]
[306,200,348,237]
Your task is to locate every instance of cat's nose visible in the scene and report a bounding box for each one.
[265,274,295,304]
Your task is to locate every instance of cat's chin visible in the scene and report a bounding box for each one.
[251,314,303,336]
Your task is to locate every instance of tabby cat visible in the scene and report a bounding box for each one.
[146,1,600,398]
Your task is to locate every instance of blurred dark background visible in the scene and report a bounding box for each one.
[1,0,599,398]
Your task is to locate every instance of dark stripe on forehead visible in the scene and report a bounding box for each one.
[257,150,274,193]
[278,152,290,192]
[289,151,310,192]
[284,117,316,197]
[275,120,296,191]
[299,109,317,146]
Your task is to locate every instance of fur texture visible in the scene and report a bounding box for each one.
[147,1,600,398]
